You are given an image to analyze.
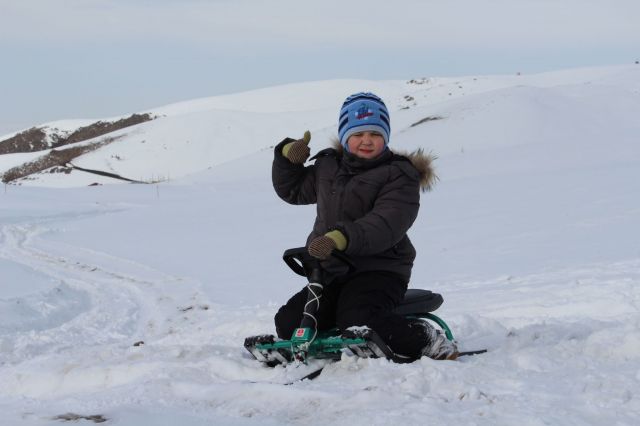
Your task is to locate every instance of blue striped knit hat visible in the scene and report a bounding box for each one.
[338,92,390,150]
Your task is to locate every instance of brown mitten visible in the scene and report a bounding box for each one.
[307,230,347,260]
[308,236,336,260]
[282,131,311,164]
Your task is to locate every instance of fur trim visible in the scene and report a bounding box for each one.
[398,148,438,192]
[330,137,438,192]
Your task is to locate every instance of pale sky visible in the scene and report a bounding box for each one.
[1,0,638,135]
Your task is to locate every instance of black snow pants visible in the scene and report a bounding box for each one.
[274,271,428,360]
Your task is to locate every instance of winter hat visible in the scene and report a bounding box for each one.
[338,92,390,150]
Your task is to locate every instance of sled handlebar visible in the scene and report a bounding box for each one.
[282,247,355,277]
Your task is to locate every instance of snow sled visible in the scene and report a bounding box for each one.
[244,247,458,366]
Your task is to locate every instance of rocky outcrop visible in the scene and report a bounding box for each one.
[1,137,119,183]
[0,113,153,155]
[0,127,49,154]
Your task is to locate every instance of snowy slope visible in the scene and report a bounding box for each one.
[4,65,638,188]
[1,65,639,425]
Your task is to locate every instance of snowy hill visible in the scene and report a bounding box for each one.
[1,65,639,425]
[3,65,638,187]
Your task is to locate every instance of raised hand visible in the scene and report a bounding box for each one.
[282,131,311,164]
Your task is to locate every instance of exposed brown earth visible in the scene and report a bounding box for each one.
[410,116,443,127]
[57,113,153,147]
[0,127,49,154]
[0,113,153,155]
[51,413,107,423]
[1,136,120,183]
[0,113,155,184]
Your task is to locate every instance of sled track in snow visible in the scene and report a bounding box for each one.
[0,220,215,385]
[2,223,161,343]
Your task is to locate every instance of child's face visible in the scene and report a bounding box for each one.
[347,131,385,159]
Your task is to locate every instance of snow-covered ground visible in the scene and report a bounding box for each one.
[1,65,639,425]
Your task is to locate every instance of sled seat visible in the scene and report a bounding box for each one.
[393,289,443,316]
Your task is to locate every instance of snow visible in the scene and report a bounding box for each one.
[1,65,640,425]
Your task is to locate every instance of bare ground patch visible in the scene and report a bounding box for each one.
[56,113,153,147]
[0,127,49,154]
[410,116,444,127]
[1,136,120,183]
[51,413,108,423]
[0,113,154,155]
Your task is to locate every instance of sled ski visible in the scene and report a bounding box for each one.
[244,325,400,366]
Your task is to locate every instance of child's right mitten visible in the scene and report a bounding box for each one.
[282,131,311,164]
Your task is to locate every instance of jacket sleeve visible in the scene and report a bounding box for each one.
[336,165,420,256]
[272,138,317,205]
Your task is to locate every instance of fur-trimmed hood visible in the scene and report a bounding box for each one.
[331,138,437,192]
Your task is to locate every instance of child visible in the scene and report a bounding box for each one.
[272,92,458,361]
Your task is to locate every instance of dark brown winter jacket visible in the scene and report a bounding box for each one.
[273,138,436,282]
